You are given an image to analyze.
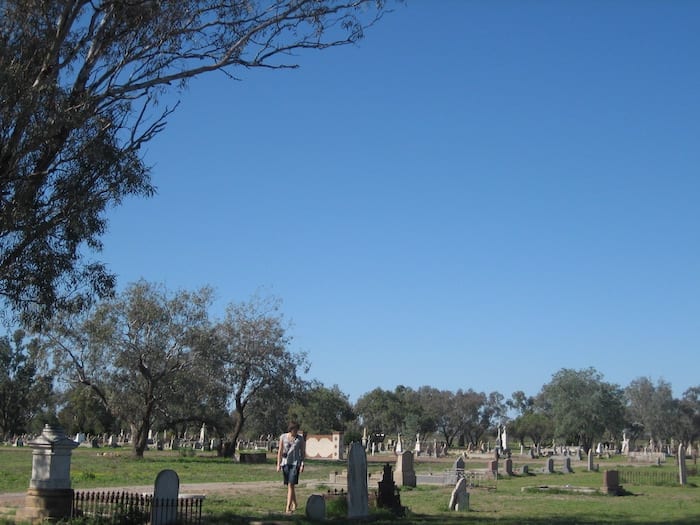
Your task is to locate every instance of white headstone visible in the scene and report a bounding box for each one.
[347,442,369,519]
[152,469,179,525]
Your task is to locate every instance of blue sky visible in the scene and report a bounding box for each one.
[101,0,700,403]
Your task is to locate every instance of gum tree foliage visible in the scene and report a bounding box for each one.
[214,296,308,455]
[56,383,116,437]
[0,330,55,437]
[39,280,217,457]
[508,412,554,449]
[0,0,392,327]
[354,387,405,437]
[289,384,355,434]
[538,367,625,453]
[678,386,700,444]
[624,377,679,444]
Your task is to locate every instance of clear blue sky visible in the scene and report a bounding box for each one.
[101,0,700,404]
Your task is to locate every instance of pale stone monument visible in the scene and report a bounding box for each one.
[21,424,79,522]
[448,477,469,511]
[395,450,416,487]
[347,442,369,519]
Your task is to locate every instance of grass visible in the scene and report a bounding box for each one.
[1,445,699,524]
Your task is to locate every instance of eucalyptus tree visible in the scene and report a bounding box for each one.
[0,330,54,437]
[678,386,700,444]
[214,295,308,455]
[0,0,393,327]
[354,387,405,437]
[539,367,625,452]
[39,280,217,457]
[624,377,678,445]
[289,384,355,434]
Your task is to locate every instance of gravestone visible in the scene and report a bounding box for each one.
[563,457,573,473]
[587,449,595,471]
[377,463,404,516]
[602,469,620,496]
[679,444,687,486]
[306,494,325,521]
[489,460,498,477]
[521,464,529,475]
[448,477,469,511]
[504,458,513,476]
[395,451,416,487]
[347,442,369,519]
[152,469,179,525]
[545,457,554,474]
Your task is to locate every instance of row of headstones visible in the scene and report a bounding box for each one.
[307,443,468,521]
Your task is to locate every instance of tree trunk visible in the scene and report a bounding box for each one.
[229,405,246,458]
[131,418,150,458]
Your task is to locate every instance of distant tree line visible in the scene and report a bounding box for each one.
[1,281,699,457]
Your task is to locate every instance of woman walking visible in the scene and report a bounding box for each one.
[276,421,305,514]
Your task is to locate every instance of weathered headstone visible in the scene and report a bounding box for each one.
[521,464,529,475]
[306,494,325,521]
[679,444,688,486]
[152,469,179,525]
[448,477,469,511]
[395,451,416,487]
[545,457,554,474]
[587,449,595,471]
[504,458,514,476]
[347,442,369,519]
[563,457,573,473]
[489,459,499,477]
[602,469,620,496]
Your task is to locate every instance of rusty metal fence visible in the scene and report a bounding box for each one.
[72,490,203,524]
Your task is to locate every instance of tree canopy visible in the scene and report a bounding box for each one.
[39,280,217,457]
[0,0,391,326]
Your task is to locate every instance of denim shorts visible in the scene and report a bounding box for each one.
[282,463,300,485]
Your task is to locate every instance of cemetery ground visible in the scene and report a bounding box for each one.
[1,446,699,524]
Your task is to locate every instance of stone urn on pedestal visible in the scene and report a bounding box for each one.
[20,424,79,522]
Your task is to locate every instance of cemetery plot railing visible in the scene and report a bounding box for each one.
[618,468,697,486]
[72,490,203,524]
[461,470,497,490]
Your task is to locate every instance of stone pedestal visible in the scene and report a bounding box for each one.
[21,424,79,522]
[21,488,74,522]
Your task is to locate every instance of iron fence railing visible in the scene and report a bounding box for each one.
[72,490,203,524]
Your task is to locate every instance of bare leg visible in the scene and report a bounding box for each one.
[286,484,295,513]
[290,484,297,511]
